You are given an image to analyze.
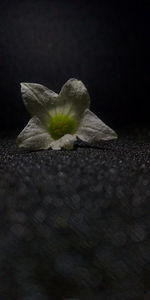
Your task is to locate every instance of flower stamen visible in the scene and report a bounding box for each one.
[48,114,77,140]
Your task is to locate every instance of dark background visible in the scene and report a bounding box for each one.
[0,0,149,131]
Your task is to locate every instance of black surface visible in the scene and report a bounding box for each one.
[0,129,150,300]
[0,0,149,129]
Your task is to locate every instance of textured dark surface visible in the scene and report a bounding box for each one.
[0,129,150,300]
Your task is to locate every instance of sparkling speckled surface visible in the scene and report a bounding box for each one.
[0,129,150,300]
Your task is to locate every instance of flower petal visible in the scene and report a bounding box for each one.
[17,116,52,150]
[50,134,77,150]
[77,109,118,143]
[21,82,58,124]
[58,78,90,119]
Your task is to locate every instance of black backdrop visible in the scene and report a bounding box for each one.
[0,0,149,130]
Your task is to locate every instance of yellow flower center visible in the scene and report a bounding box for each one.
[48,114,77,140]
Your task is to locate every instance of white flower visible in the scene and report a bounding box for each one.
[17,78,117,150]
